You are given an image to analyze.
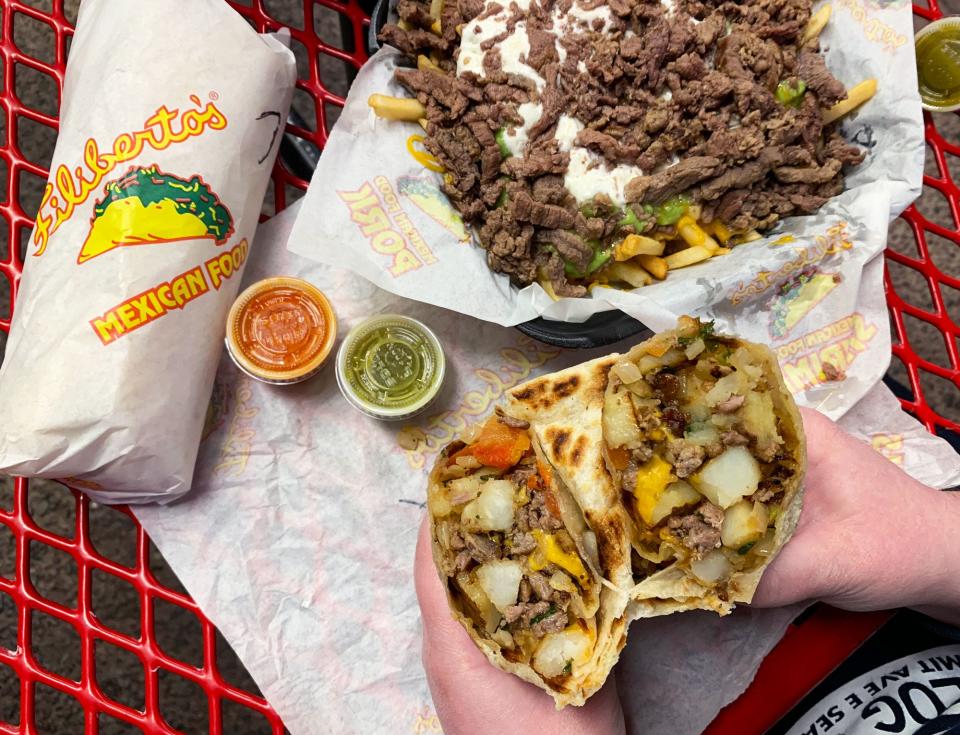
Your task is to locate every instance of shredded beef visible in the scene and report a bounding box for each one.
[464,532,499,563]
[517,490,563,532]
[513,190,576,228]
[378,24,449,55]
[527,572,554,601]
[668,502,724,556]
[797,49,847,106]
[531,610,569,636]
[458,0,485,20]
[721,429,750,446]
[497,411,531,429]
[504,600,549,624]
[668,439,706,478]
[716,394,745,413]
[537,229,593,271]
[626,156,723,204]
[398,0,434,27]
[509,531,538,555]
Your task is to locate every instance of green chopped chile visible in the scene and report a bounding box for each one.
[737,542,756,555]
[619,207,643,229]
[530,604,557,625]
[495,128,511,158]
[775,79,807,107]
[655,195,690,226]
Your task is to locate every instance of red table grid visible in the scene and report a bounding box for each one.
[0,0,955,732]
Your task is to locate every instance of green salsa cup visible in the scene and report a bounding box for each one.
[335,314,446,420]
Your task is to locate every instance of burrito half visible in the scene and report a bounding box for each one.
[428,411,630,707]
[602,317,806,616]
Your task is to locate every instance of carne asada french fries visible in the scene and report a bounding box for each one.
[427,318,806,705]
[373,0,875,296]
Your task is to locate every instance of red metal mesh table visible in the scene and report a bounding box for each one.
[0,0,956,732]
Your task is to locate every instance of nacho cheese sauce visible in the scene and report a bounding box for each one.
[457,0,662,205]
[226,278,337,385]
[335,315,445,420]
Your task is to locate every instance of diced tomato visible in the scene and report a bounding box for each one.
[449,417,531,469]
[537,460,562,518]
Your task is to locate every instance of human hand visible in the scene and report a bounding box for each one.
[414,517,626,735]
[753,407,960,623]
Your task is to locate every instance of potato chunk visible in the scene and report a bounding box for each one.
[461,480,516,532]
[603,387,641,447]
[720,500,769,549]
[477,560,524,613]
[692,446,761,509]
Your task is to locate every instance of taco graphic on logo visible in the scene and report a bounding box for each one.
[770,267,841,338]
[397,174,469,241]
[78,165,234,264]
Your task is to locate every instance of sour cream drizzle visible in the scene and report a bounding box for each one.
[457,0,687,205]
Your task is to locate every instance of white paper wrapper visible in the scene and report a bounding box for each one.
[0,0,296,503]
[135,204,960,735]
[287,0,923,329]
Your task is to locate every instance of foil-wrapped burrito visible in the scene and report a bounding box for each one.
[0,0,296,503]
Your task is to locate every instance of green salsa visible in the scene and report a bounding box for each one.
[341,317,443,415]
[917,22,960,109]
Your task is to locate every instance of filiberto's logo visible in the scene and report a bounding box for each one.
[78,165,234,264]
[32,94,229,259]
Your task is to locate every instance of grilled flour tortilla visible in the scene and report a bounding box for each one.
[427,317,804,704]
[604,317,805,616]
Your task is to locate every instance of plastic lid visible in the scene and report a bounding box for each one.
[335,314,445,420]
[226,277,337,384]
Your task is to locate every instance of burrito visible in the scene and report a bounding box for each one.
[603,317,806,616]
[0,0,296,503]
[428,410,633,707]
[428,317,805,704]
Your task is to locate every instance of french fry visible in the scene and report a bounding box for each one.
[398,19,413,30]
[431,19,442,34]
[637,254,668,280]
[710,220,732,245]
[607,261,653,288]
[418,54,442,72]
[537,277,560,300]
[430,0,443,19]
[369,94,427,121]
[801,4,832,46]
[822,79,877,124]
[614,234,664,261]
[676,215,720,253]
[418,118,429,131]
[663,245,713,269]
[743,229,762,243]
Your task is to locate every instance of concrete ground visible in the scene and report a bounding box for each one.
[0,1,957,733]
